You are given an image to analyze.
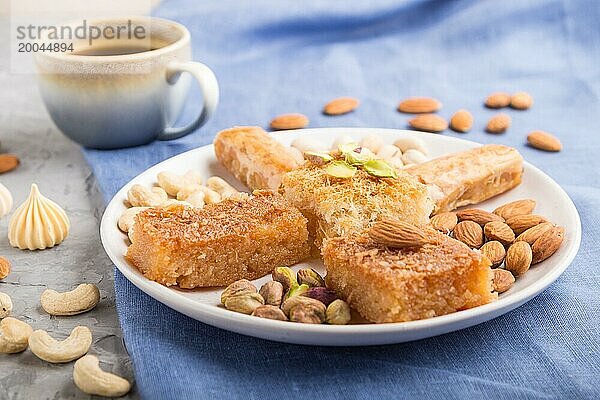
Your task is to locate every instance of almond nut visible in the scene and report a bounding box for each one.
[270,113,309,130]
[506,214,547,235]
[0,154,20,174]
[531,226,565,264]
[510,92,533,110]
[527,131,562,152]
[515,222,554,245]
[408,114,448,133]
[369,219,429,248]
[493,199,536,220]
[430,212,457,233]
[505,241,532,276]
[449,109,473,133]
[453,220,484,248]
[397,97,441,113]
[493,269,515,293]
[486,113,511,133]
[480,240,506,267]
[0,257,10,280]
[323,97,359,115]
[484,221,515,245]
[485,92,511,109]
[456,209,504,226]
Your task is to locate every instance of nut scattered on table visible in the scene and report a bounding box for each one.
[510,91,533,110]
[0,256,11,280]
[527,130,562,152]
[40,284,100,316]
[485,92,511,109]
[0,292,13,318]
[0,154,20,174]
[397,97,442,113]
[408,114,448,133]
[0,317,33,354]
[486,113,511,133]
[28,326,92,363]
[323,97,360,115]
[270,113,309,130]
[450,109,473,132]
[74,355,131,397]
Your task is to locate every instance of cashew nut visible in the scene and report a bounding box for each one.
[74,355,131,397]
[184,191,205,208]
[127,185,168,207]
[157,170,203,196]
[206,177,238,199]
[117,207,148,233]
[28,326,92,363]
[198,186,221,204]
[41,284,100,316]
[176,184,203,201]
[376,144,401,160]
[0,292,12,318]
[0,317,33,353]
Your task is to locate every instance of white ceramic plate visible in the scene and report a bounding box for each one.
[100,128,581,346]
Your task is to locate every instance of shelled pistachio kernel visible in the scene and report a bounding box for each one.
[326,299,351,325]
[224,292,264,315]
[297,268,325,288]
[363,159,398,178]
[272,267,297,293]
[325,161,357,179]
[304,151,333,166]
[220,279,256,305]
[284,284,309,301]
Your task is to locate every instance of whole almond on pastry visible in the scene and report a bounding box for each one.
[430,212,457,233]
[397,97,442,114]
[323,97,359,116]
[480,241,506,267]
[506,214,547,235]
[0,154,20,174]
[531,226,565,264]
[493,199,536,220]
[515,222,554,245]
[450,109,473,133]
[493,269,515,293]
[369,219,428,248]
[456,209,504,226]
[485,92,511,109]
[527,131,562,152]
[453,221,484,249]
[510,92,533,110]
[486,113,511,133]
[484,221,515,245]
[408,114,448,133]
[270,114,309,130]
[505,241,533,276]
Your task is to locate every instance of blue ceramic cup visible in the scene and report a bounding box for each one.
[35,17,219,149]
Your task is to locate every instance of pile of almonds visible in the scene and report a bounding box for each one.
[221,267,352,325]
[430,199,565,293]
[268,92,562,153]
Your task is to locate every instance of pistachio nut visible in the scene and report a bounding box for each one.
[363,159,398,179]
[326,299,352,325]
[258,281,284,306]
[325,161,357,179]
[224,292,264,315]
[289,304,326,324]
[297,268,325,288]
[281,295,326,317]
[272,267,298,293]
[285,283,309,301]
[337,141,360,154]
[220,279,257,305]
[302,287,338,306]
[345,147,374,166]
[304,151,333,166]
[251,305,288,321]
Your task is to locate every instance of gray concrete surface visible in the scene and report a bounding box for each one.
[0,17,136,400]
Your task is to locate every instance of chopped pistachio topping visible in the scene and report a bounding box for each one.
[304,151,333,166]
[325,161,357,178]
[337,142,360,155]
[363,159,398,178]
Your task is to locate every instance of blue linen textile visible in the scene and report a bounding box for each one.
[82,0,600,398]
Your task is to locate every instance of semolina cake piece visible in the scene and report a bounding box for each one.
[322,229,496,323]
[126,190,310,288]
[280,165,434,249]
[406,144,523,214]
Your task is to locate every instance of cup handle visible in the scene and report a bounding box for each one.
[157,61,219,141]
